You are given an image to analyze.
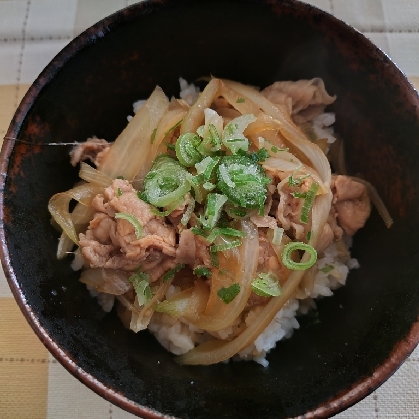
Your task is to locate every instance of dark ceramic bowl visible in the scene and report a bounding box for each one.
[1,0,419,418]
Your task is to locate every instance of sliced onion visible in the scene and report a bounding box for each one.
[48,183,103,244]
[99,86,169,180]
[181,78,221,134]
[190,220,259,331]
[79,162,112,188]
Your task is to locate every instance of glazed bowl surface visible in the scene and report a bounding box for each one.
[1,1,419,418]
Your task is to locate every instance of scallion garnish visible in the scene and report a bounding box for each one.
[300,181,319,224]
[216,155,269,209]
[150,128,157,144]
[217,283,240,304]
[117,188,123,196]
[320,264,334,274]
[143,155,191,207]
[236,98,245,103]
[151,197,184,217]
[164,142,176,151]
[288,173,310,187]
[116,175,126,180]
[198,123,222,155]
[206,227,246,244]
[306,230,312,241]
[210,251,219,268]
[222,114,256,154]
[194,266,212,277]
[272,227,284,245]
[175,133,202,167]
[281,242,317,271]
[251,272,282,297]
[164,119,183,136]
[180,198,195,226]
[162,264,185,282]
[200,193,228,230]
[115,212,143,239]
[292,191,307,199]
[202,182,216,191]
[129,272,152,305]
[210,239,242,253]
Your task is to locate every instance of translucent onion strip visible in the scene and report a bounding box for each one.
[48,184,103,244]
[98,86,169,180]
[350,176,393,228]
[190,221,259,331]
[181,78,220,134]
[79,162,113,188]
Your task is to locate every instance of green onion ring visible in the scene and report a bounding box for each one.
[281,242,317,270]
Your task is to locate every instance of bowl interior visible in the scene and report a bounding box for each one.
[2,1,419,418]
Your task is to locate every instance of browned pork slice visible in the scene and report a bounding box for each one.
[79,179,177,278]
[176,229,196,266]
[333,175,371,236]
[193,235,212,269]
[70,137,110,167]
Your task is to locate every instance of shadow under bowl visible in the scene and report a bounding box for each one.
[1,0,419,418]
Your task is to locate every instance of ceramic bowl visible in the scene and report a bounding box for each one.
[1,0,419,418]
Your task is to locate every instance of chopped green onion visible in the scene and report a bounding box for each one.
[162,264,185,282]
[164,119,182,136]
[236,98,245,103]
[117,188,123,196]
[281,242,317,271]
[210,239,242,253]
[218,163,235,187]
[216,155,269,209]
[217,283,240,304]
[137,191,151,204]
[116,175,126,180]
[115,212,143,239]
[200,193,228,230]
[206,227,246,244]
[203,182,216,191]
[292,191,307,198]
[222,114,256,154]
[288,173,310,187]
[320,264,334,274]
[251,272,282,297]
[129,272,152,306]
[164,142,176,151]
[181,198,195,226]
[225,207,247,218]
[242,147,269,163]
[196,125,204,138]
[194,266,212,277]
[143,156,191,207]
[151,197,184,217]
[198,123,222,156]
[272,227,284,245]
[300,181,319,224]
[175,133,202,167]
[306,230,312,241]
[191,227,207,238]
[150,128,157,144]
[210,251,219,268]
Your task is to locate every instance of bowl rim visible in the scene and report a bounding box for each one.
[1,0,419,418]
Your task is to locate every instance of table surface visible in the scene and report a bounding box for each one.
[1,1,419,418]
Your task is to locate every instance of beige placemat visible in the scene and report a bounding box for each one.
[1,1,419,418]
